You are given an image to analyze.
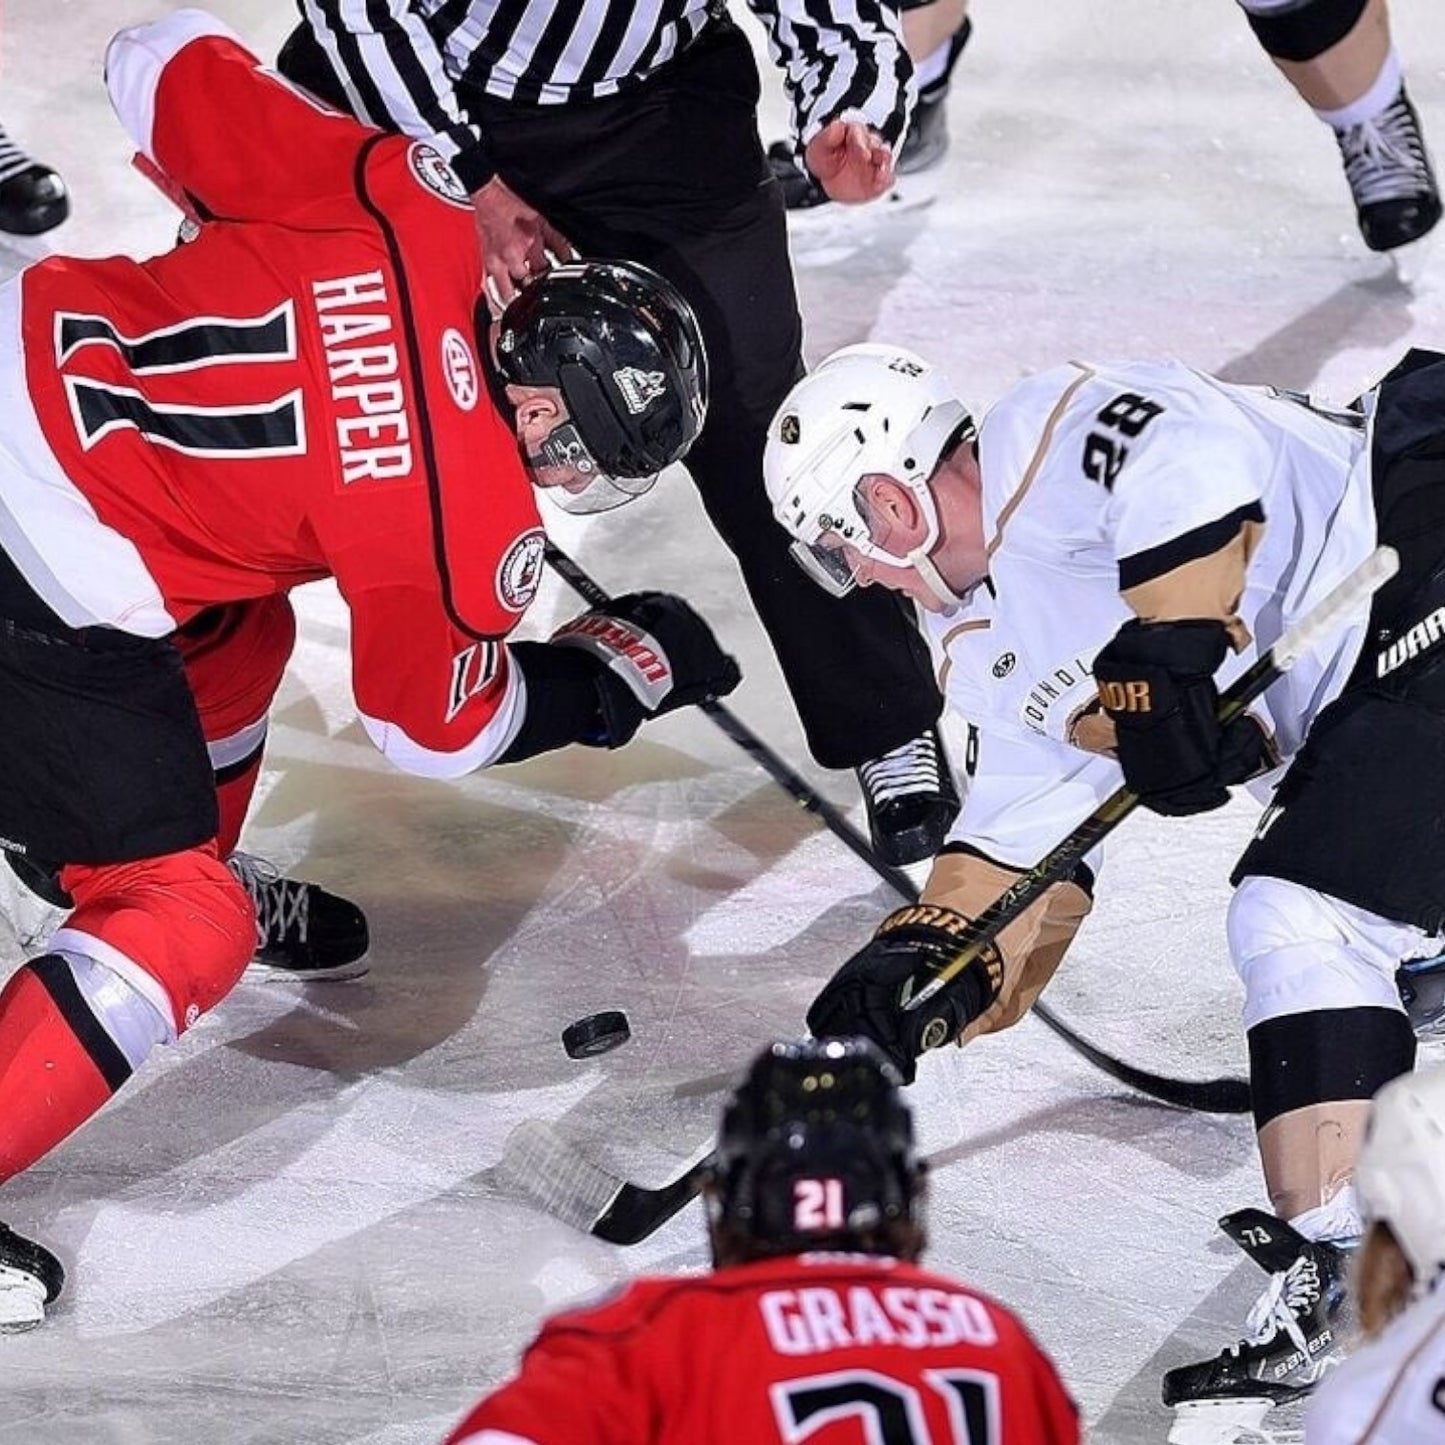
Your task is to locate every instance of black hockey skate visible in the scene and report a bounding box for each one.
[1397,951,1445,1041]
[0,1223,64,1333]
[3,850,369,981]
[857,725,960,867]
[1335,83,1441,252]
[1163,1209,1350,1442]
[896,17,970,178]
[0,127,68,236]
[228,852,370,981]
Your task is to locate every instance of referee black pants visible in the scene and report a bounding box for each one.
[280,18,942,769]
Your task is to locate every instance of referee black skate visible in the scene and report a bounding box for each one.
[0,124,67,236]
[279,0,956,867]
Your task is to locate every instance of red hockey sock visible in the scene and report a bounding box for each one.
[0,959,125,1183]
[215,752,262,857]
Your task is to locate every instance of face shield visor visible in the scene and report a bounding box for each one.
[527,419,660,515]
[776,425,898,598]
[788,533,865,598]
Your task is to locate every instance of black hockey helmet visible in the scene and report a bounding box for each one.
[494,260,708,490]
[706,1037,925,1262]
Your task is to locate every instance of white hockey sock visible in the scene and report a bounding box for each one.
[1313,48,1402,131]
[1291,1185,1362,1244]
[914,38,952,92]
[48,940,177,1068]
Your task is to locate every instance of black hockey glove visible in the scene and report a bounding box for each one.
[806,904,1004,1085]
[551,591,742,748]
[1093,618,1274,817]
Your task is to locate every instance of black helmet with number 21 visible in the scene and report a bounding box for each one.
[706,1037,926,1265]
[494,260,708,513]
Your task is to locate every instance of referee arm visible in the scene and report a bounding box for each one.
[297,0,575,302]
[743,0,915,201]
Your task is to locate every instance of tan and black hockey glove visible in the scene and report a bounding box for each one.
[807,904,1003,1085]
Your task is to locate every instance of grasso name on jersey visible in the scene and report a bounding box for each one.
[311,270,414,484]
[759,1285,1000,1357]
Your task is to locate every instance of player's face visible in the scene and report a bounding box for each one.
[514,390,658,513]
[821,535,934,604]
[825,477,954,613]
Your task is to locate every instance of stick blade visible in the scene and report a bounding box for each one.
[498,1119,626,1235]
[1032,1003,1251,1113]
[591,1158,712,1245]
[498,1121,712,1245]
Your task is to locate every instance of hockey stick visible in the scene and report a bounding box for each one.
[500,1119,715,1245]
[542,541,912,873]
[544,541,1255,1114]
[514,546,1396,1247]
[902,545,1401,1040]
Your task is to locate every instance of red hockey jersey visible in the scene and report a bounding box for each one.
[447,1253,1080,1444]
[0,12,543,776]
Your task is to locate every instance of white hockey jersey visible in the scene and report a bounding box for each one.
[926,359,1378,871]
[1304,1273,1445,1442]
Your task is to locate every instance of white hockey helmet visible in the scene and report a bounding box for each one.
[764,344,974,601]
[1355,1064,1445,1285]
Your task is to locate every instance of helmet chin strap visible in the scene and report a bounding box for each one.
[908,546,968,611]
[905,474,968,611]
[854,467,970,609]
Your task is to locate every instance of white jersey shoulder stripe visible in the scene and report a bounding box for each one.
[105,11,246,163]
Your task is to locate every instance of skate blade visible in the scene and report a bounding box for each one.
[1383,226,1438,288]
[244,952,371,982]
[1167,1398,1285,1445]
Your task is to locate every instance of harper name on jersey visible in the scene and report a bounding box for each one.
[0,11,544,779]
[313,270,413,484]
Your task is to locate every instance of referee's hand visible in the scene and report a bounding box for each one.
[805,118,895,206]
[473,178,577,311]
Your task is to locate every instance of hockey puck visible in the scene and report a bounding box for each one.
[562,1010,631,1059]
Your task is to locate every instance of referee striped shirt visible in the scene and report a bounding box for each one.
[300,0,912,192]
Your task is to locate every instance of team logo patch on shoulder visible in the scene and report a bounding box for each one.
[992,652,1016,678]
[441,328,479,411]
[407,142,469,207]
[497,529,546,612]
[780,412,801,444]
[614,367,666,415]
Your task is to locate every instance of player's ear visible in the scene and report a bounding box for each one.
[511,388,564,443]
[862,476,917,533]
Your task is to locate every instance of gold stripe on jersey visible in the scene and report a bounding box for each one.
[984,364,1096,562]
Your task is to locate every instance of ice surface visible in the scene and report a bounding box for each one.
[2,1,1444,1440]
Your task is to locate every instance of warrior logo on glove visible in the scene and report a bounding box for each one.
[553,613,672,705]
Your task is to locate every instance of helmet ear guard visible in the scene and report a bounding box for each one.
[493,260,709,490]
